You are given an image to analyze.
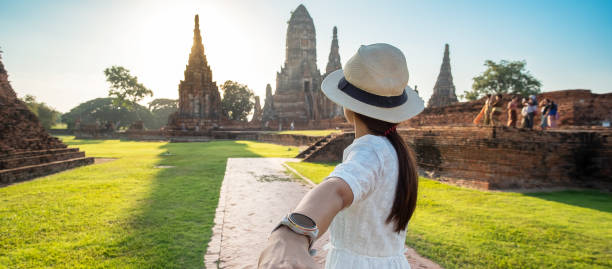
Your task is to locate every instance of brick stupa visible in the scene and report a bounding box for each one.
[168,14,223,130]
[427,44,459,108]
[0,52,93,185]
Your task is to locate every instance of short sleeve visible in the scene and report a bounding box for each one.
[326,143,382,204]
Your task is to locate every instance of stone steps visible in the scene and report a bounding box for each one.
[296,134,333,159]
[0,150,85,170]
[0,156,94,186]
[0,148,76,160]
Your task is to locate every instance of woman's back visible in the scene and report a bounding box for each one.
[325,134,409,268]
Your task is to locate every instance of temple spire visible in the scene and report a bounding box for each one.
[427,43,458,108]
[189,14,207,67]
[325,26,341,75]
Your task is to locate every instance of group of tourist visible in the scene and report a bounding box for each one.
[474,94,559,130]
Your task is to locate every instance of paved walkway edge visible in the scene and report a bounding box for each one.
[203,163,230,269]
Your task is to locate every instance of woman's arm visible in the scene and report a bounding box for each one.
[258,177,353,268]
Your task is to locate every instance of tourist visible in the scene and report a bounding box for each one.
[258,44,423,269]
[525,95,538,129]
[472,94,490,125]
[547,99,559,128]
[520,98,528,128]
[540,99,550,130]
[489,93,503,126]
[482,94,493,125]
[507,96,519,127]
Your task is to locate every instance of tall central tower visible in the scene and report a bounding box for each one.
[170,15,223,130]
[273,4,322,122]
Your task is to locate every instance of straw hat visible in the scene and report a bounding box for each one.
[321,43,424,123]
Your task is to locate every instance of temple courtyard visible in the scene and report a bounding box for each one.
[1,136,610,269]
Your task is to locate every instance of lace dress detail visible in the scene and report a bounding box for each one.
[324,134,410,269]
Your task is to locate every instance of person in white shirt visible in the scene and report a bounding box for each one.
[259,43,425,269]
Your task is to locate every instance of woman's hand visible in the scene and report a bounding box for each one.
[258,226,318,269]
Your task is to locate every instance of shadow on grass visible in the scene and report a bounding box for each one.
[525,190,612,213]
[117,141,270,268]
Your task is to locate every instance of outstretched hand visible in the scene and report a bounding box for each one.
[258,226,318,269]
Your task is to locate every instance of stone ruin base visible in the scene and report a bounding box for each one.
[298,126,611,191]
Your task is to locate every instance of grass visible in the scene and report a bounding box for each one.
[272,129,341,137]
[285,161,338,184]
[287,162,612,269]
[50,123,67,129]
[0,136,298,269]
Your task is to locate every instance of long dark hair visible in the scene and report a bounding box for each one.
[354,112,419,233]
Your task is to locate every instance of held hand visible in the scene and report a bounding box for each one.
[258,226,318,269]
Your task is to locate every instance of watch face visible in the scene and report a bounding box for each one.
[290,213,315,228]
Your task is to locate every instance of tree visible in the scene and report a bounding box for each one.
[104,66,153,111]
[20,94,61,129]
[62,98,154,130]
[148,98,178,129]
[221,80,254,121]
[462,60,541,101]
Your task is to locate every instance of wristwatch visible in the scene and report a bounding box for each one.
[272,212,319,256]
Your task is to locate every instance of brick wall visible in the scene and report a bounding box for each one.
[401,89,612,128]
[400,126,611,190]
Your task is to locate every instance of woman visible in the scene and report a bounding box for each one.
[547,99,558,128]
[258,44,424,269]
[540,99,550,130]
[489,94,503,126]
[507,96,519,127]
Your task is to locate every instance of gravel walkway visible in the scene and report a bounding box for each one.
[204,158,442,269]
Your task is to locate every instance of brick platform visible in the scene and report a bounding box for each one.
[298,127,611,191]
[1,53,94,185]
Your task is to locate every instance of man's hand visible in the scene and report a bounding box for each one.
[258,226,318,269]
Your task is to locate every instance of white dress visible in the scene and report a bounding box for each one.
[324,134,410,269]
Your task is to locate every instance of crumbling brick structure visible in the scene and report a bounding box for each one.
[299,126,611,191]
[0,53,93,185]
[403,90,612,128]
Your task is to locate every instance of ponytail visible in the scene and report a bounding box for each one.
[354,113,418,233]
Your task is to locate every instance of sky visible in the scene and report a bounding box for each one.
[1,0,611,113]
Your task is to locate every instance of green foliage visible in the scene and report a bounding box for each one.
[289,162,612,269]
[62,97,154,129]
[221,80,254,121]
[19,94,61,129]
[463,60,541,101]
[148,98,178,129]
[0,137,298,268]
[104,66,153,111]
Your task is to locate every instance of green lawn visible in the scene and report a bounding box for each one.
[0,136,298,269]
[272,129,341,137]
[286,161,338,184]
[287,162,612,269]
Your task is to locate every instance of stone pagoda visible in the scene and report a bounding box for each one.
[0,51,93,185]
[263,5,343,125]
[322,26,343,118]
[168,14,223,130]
[250,96,263,123]
[262,84,275,122]
[271,4,322,123]
[427,44,458,108]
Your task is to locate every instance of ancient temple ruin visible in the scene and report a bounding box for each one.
[322,26,343,118]
[168,14,223,130]
[0,52,93,185]
[427,44,459,108]
[263,5,343,126]
[250,96,263,123]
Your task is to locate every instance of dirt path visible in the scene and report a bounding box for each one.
[204,158,442,269]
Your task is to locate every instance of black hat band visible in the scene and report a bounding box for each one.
[338,77,408,108]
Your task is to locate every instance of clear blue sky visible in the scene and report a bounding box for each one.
[1,0,611,112]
